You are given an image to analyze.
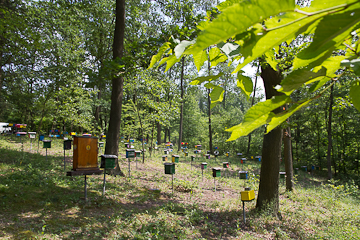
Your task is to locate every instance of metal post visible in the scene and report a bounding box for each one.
[64,149,66,171]
[243,201,246,223]
[30,139,32,151]
[172,173,174,195]
[128,158,131,178]
[136,157,138,169]
[103,169,106,196]
[202,168,203,181]
[46,148,48,161]
[214,178,216,192]
[84,175,87,201]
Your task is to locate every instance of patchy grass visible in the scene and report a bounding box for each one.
[0,137,359,239]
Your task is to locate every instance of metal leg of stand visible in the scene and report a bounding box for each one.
[243,201,246,224]
[84,175,87,201]
[103,170,106,196]
[128,158,131,178]
[214,178,216,192]
[64,150,66,171]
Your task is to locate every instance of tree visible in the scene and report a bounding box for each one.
[150,0,360,216]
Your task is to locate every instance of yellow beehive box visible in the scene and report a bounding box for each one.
[241,189,255,201]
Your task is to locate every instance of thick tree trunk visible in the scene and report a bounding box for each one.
[256,63,283,217]
[326,85,334,180]
[105,0,125,176]
[178,57,185,151]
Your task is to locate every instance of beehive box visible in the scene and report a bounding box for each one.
[280,172,286,179]
[63,139,72,150]
[241,188,255,201]
[43,140,51,148]
[126,149,135,158]
[239,171,248,179]
[100,154,117,169]
[212,168,221,177]
[164,163,175,174]
[201,162,207,169]
[223,162,229,168]
[72,136,98,170]
[162,155,167,161]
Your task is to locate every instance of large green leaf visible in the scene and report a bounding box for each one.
[266,98,312,133]
[233,12,327,73]
[226,95,291,141]
[164,55,180,72]
[209,86,225,109]
[293,6,360,69]
[341,58,360,75]
[193,50,207,72]
[349,80,360,112]
[148,42,170,69]
[186,0,295,54]
[190,73,224,85]
[278,67,327,95]
[209,47,228,67]
[237,71,253,100]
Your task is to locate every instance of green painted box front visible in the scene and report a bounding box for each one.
[164,163,175,174]
[239,171,248,179]
[201,162,207,169]
[223,162,229,168]
[43,140,51,149]
[212,168,221,177]
[280,172,286,179]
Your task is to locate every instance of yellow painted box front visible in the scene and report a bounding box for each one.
[241,190,255,201]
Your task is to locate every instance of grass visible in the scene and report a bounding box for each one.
[0,136,359,239]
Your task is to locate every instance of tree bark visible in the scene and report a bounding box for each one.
[207,51,213,154]
[105,0,125,176]
[256,63,283,217]
[178,57,185,151]
[326,84,334,180]
[284,125,294,191]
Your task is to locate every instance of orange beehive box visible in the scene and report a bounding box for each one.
[73,136,99,170]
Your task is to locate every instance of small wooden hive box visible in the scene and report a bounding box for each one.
[223,162,229,168]
[191,155,195,161]
[164,163,175,175]
[43,140,52,148]
[63,139,72,150]
[135,150,141,157]
[100,154,117,169]
[241,187,255,201]
[212,167,221,177]
[72,136,98,170]
[255,156,261,161]
[239,171,248,179]
[241,158,247,164]
[28,132,36,139]
[172,155,179,163]
[184,152,188,156]
[162,155,167,161]
[226,152,230,157]
[237,153,242,157]
[98,142,104,148]
[201,162,207,169]
[205,154,210,159]
[126,149,135,158]
[279,172,286,179]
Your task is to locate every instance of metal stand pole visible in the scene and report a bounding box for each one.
[214,178,216,192]
[30,139,32,151]
[202,168,204,181]
[128,158,131,178]
[243,201,246,224]
[103,170,106,196]
[84,175,87,201]
[136,157,138,169]
[37,140,39,153]
[172,174,174,195]
[46,148,48,161]
[64,149,66,171]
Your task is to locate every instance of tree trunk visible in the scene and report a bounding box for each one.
[157,121,162,145]
[178,57,185,151]
[256,63,283,217]
[207,51,213,154]
[284,125,294,191]
[105,0,125,176]
[326,84,334,180]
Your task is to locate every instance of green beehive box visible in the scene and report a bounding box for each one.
[99,142,104,148]
[191,155,195,161]
[100,155,117,169]
[172,155,179,163]
[212,168,221,177]
[164,163,175,174]
[126,149,135,158]
[135,150,141,157]
[239,171,248,179]
[63,139,72,150]
[201,162,207,169]
[241,158,247,164]
[280,172,286,179]
[184,152,188,157]
[294,168,299,174]
[43,140,51,148]
[223,162,229,168]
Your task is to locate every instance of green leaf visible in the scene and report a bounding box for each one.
[266,98,312,133]
[188,0,296,54]
[148,42,170,69]
[293,6,360,69]
[193,50,207,72]
[209,47,227,67]
[264,50,278,71]
[174,40,195,58]
[217,42,240,59]
[349,80,360,112]
[164,55,180,72]
[226,95,291,141]
[237,71,253,100]
[190,73,223,85]
[209,86,225,109]
[279,66,327,95]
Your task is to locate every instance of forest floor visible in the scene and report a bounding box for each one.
[0,137,359,239]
